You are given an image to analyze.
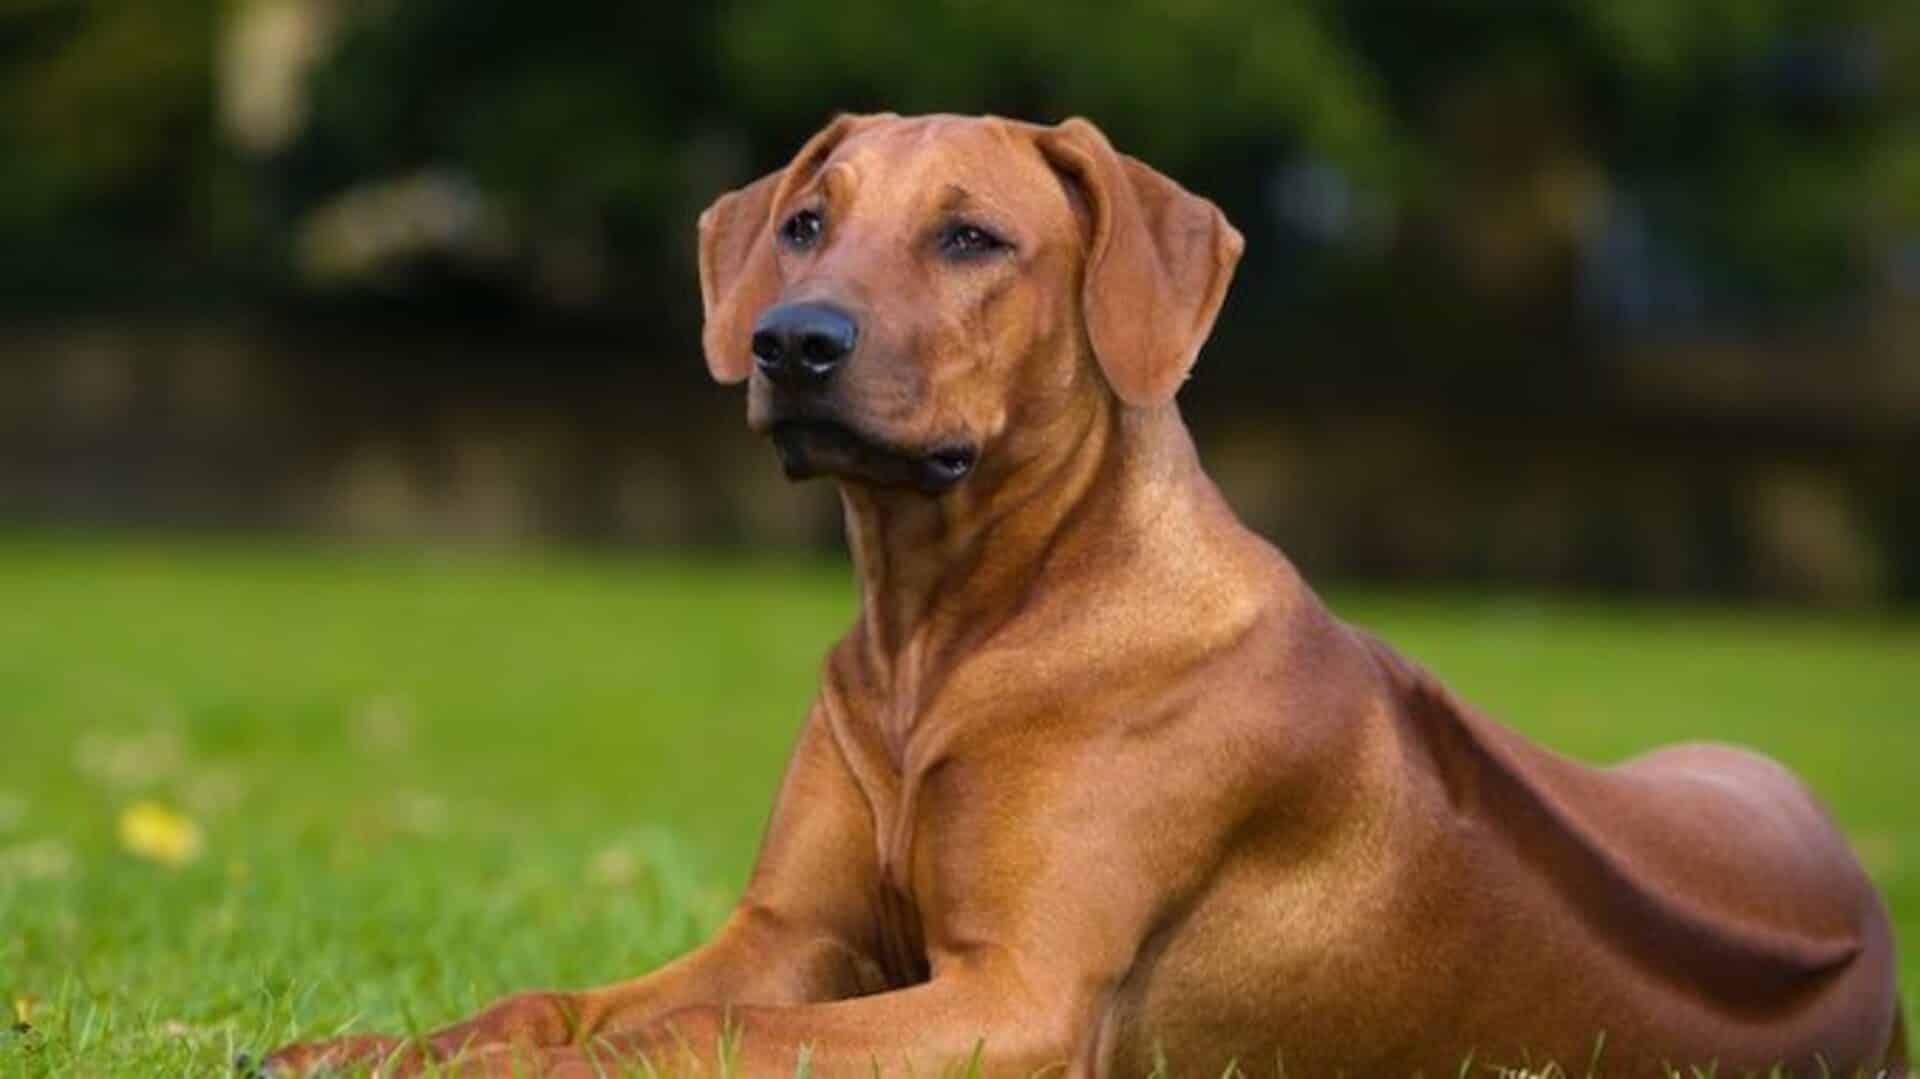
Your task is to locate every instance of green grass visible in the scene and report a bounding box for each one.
[0,534,1912,1075]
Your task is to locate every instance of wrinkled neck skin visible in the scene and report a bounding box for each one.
[833,351,1215,728]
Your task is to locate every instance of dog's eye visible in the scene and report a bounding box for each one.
[780,209,824,250]
[939,222,1008,258]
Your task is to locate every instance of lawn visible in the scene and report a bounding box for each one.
[0,534,1912,1075]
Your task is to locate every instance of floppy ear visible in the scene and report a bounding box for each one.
[697,114,876,383]
[1036,117,1245,407]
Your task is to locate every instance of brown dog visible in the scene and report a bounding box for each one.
[268,113,1906,1077]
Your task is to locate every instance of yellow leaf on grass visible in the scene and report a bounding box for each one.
[12,993,36,1026]
[118,801,204,868]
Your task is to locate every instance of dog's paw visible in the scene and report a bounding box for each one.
[257,1034,408,1077]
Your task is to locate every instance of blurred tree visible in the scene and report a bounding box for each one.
[1,0,1915,598]
[0,0,221,307]
[1,0,1913,347]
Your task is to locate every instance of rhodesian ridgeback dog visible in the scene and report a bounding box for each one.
[268,113,1906,1077]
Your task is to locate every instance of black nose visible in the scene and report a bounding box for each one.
[750,302,857,390]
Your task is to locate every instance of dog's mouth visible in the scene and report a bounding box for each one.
[769,419,977,495]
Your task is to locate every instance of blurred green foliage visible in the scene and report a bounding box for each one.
[3,1,1916,603]
[0,0,219,303]
[1,0,1913,324]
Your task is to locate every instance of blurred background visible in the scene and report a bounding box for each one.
[4,0,1917,606]
[2,5,1918,1068]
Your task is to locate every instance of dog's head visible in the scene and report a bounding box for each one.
[697,113,1243,494]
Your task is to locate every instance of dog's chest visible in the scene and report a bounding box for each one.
[849,744,935,986]
[875,816,931,985]
[854,712,990,985]
[828,649,1024,985]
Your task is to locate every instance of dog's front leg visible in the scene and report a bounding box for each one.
[453,957,1093,1079]
[263,712,888,1076]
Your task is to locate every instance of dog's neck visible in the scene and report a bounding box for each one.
[836,391,1210,694]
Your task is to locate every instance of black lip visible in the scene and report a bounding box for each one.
[769,419,976,494]
[924,444,978,485]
